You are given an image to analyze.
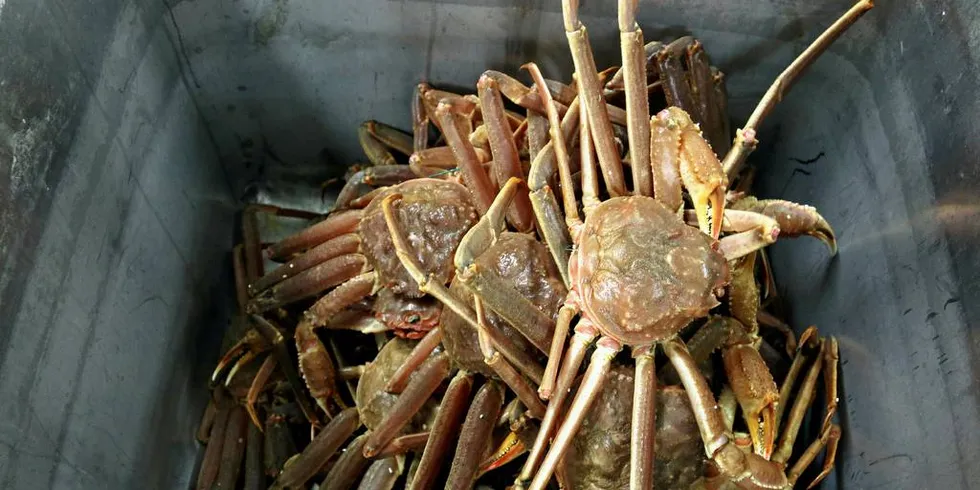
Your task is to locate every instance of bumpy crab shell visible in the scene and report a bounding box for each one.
[573,197,730,345]
[565,366,705,489]
[359,178,479,298]
[355,337,439,431]
[440,232,567,375]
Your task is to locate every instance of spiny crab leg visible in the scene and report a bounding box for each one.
[618,0,652,196]
[561,0,626,196]
[732,196,838,255]
[722,0,875,177]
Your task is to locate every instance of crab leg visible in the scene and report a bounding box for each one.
[446,382,506,489]
[359,121,398,166]
[773,338,826,464]
[822,336,840,430]
[714,212,781,260]
[525,64,581,231]
[244,354,278,429]
[775,326,819,428]
[789,423,842,489]
[515,322,596,489]
[527,109,548,162]
[649,111,684,212]
[528,336,621,490]
[722,0,875,177]
[475,298,547,419]
[632,344,657,489]
[323,434,371,490]
[264,209,363,260]
[377,432,430,457]
[250,254,367,313]
[270,407,360,490]
[334,165,418,211]
[364,120,413,156]
[562,0,626,196]
[657,37,700,120]
[243,421,264,490]
[687,40,728,154]
[196,397,230,490]
[252,315,321,426]
[733,197,838,254]
[385,326,444,393]
[618,0,652,197]
[478,74,535,232]
[413,83,431,152]
[250,233,361,295]
[215,406,248,490]
[527,98,580,287]
[381,195,546,382]
[363,354,451,458]
[539,304,574,400]
[435,99,497,215]
[409,146,489,177]
[233,245,250,314]
[408,371,474,490]
[728,251,760,336]
[263,407,297,478]
[359,456,405,490]
[196,396,218,444]
[712,68,732,151]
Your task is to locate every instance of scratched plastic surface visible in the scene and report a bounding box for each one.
[0,0,978,488]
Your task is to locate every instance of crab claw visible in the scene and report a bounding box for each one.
[479,430,526,477]
[212,329,269,385]
[733,197,838,255]
[722,342,779,459]
[658,106,728,239]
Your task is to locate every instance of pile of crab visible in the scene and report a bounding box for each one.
[192,0,872,488]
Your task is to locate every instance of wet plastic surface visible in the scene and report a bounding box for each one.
[0,0,978,488]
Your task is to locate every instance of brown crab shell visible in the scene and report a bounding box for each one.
[572,196,729,345]
[565,366,706,489]
[440,232,566,375]
[359,178,479,298]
